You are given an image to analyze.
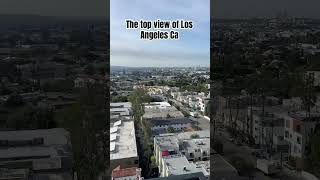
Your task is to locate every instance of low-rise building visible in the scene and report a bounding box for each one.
[160,154,202,177]
[154,130,210,178]
[111,166,143,180]
[110,120,139,170]
[0,128,72,173]
[110,102,132,118]
[150,117,193,135]
[143,102,184,119]
[284,111,320,168]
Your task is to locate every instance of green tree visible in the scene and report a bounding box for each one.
[166,126,175,133]
[190,133,200,139]
[111,95,128,102]
[55,85,106,180]
[205,101,212,116]
[150,155,156,167]
[306,125,320,177]
[128,88,151,122]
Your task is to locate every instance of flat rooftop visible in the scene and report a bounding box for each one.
[177,130,210,140]
[0,146,60,159]
[155,134,179,151]
[193,161,210,176]
[143,106,184,119]
[151,118,193,126]
[0,128,69,146]
[163,155,202,176]
[149,172,207,180]
[110,120,138,160]
[181,138,210,152]
[145,102,171,107]
[110,102,132,109]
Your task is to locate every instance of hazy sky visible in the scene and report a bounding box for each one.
[110,0,210,67]
[213,0,320,19]
[0,0,107,17]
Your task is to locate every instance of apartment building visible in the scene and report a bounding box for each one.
[0,128,73,179]
[153,130,210,178]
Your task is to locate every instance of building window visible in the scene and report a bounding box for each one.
[296,125,301,133]
[297,137,301,144]
[285,131,289,138]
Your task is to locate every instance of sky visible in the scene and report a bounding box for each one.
[110,0,210,67]
[213,0,320,19]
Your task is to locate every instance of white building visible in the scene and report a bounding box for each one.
[110,102,132,120]
[110,120,139,170]
[160,154,203,177]
[284,111,320,165]
[154,130,210,178]
[0,128,72,172]
[306,71,320,87]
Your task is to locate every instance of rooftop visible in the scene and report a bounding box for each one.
[151,118,193,126]
[112,166,140,178]
[148,172,207,180]
[155,134,179,151]
[110,102,132,109]
[163,154,202,176]
[181,138,210,152]
[143,106,184,119]
[0,128,71,167]
[0,128,69,146]
[193,161,210,177]
[144,101,171,108]
[177,130,210,140]
[110,120,138,160]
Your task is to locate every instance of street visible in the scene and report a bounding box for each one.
[190,116,210,130]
